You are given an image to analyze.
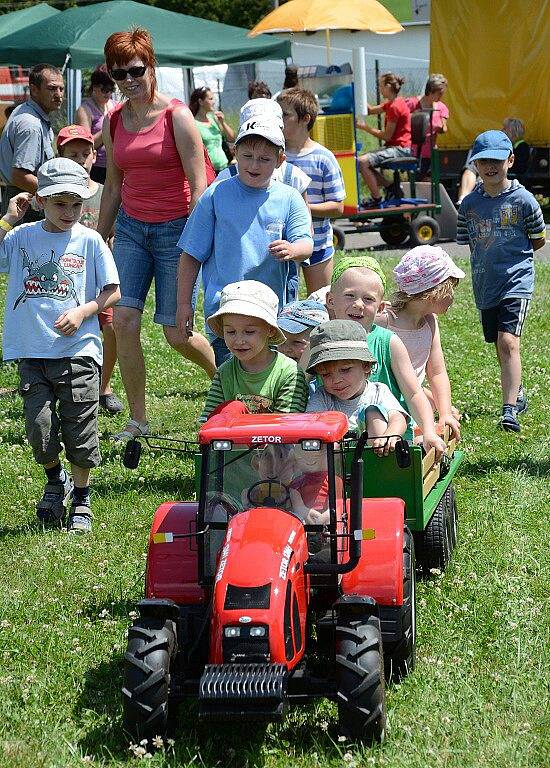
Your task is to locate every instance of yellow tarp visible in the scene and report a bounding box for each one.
[430,1,550,148]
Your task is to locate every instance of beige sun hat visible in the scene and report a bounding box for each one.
[207,280,286,344]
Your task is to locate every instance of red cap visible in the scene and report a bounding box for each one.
[56,124,94,148]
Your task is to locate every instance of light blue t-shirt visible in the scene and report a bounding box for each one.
[285,141,346,263]
[178,176,312,329]
[456,180,545,309]
[0,221,119,364]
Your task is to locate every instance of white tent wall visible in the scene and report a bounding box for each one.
[256,22,430,100]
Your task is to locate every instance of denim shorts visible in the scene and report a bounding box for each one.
[113,208,197,326]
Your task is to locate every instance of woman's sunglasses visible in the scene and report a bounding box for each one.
[109,65,147,82]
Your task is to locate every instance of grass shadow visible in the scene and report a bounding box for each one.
[460,455,550,479]
[92,473,196,500]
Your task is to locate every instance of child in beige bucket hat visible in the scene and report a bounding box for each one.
[200,280,309,422]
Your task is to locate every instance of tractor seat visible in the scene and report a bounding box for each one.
[379,155,419,172]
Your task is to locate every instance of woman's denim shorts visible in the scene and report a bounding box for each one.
[113,208,198,326]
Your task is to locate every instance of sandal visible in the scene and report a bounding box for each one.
[99,392,124,415]
[112,419,149,442]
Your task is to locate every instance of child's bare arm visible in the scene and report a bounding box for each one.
[54,284,120,336]
[269,238,312,263]
[176,251,201,336]
[532,236,546,251]
[389,335,446,459]
[425,317,460,440]
[308,200,344,218]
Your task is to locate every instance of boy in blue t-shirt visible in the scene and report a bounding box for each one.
[457,130,546,432]
[177,118,313,367]
[277,87,346,294]
[0,158,120,532]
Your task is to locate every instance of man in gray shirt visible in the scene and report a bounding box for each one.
[0,63,64,220]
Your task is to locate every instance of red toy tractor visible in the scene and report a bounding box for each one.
[122,403,415,743]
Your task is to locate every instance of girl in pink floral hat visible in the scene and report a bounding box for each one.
[376,245,465,439]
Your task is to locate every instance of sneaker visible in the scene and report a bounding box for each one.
[515,386,528,415]
[99,392,124,415]
[500,405,521,433]
[36,471,73,525]
[67,502,93,534]
[384,182,404,201]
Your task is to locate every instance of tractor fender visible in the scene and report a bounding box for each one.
[146,502,205,604]
[341,498,405,606]
[209,507,309,669]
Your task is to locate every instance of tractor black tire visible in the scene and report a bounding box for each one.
[383,527,416,682]
[409,215,440,246]
[414,496,451,576]
[380,218,409,246]
[335,615,386,743]
[122,618,176,742]
[333,226,346,251]
[445,482,458,551]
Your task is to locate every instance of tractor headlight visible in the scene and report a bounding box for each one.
[224,626,241,638]
[213,440,233,451]
[249,626,266,637]
[301,439,321,451]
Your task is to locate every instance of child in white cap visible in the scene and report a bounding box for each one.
[178,116,313,367]
[376,245,464,439]
[199,280,308,422]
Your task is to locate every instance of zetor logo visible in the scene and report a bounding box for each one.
[251,435,282,444]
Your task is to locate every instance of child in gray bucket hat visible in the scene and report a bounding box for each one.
[306,320,410,454]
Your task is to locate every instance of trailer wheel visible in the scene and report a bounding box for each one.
[384,527,416,682]
[445,483,458,551]
[409,216,440,246]
[380,218,409,246]
[336,615,386,743]
[333,226,346,251]
[414,496,451,575]
[122,618,176,741]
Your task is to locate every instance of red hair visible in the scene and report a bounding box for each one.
[104,27,157,102]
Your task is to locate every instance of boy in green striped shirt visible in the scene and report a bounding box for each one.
[200,280,308,423]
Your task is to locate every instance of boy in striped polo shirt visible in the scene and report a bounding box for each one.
[457,130,545,432]
[278,88,346,294]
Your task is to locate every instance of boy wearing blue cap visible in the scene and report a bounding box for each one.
[277,299,329,365]
[457,130,546,432]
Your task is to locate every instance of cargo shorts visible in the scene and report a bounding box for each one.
[18,357,101,468]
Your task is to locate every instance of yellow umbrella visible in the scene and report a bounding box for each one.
[249,0,403,65]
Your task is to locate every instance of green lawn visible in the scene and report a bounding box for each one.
[0,256,549,768]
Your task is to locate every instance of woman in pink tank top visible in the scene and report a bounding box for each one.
[75,66,116,184]
[98,28,215,441]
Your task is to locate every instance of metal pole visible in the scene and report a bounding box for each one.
[374,58,382,145]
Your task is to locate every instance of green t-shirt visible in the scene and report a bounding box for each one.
[195,115,227,171]
[368,323,413,439]
[200,352,308,423]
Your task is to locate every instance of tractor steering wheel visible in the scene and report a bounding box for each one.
[246,480,291,508]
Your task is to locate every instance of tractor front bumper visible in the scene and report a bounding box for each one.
[198,663,287,720]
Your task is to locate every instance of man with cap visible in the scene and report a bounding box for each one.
[177,116,313,367]
[457,130,546,433]
[0,157,120,533]
[0,64,64,221]
[306,319,409,455]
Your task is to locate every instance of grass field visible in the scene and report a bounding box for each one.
[0,255,549,768]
